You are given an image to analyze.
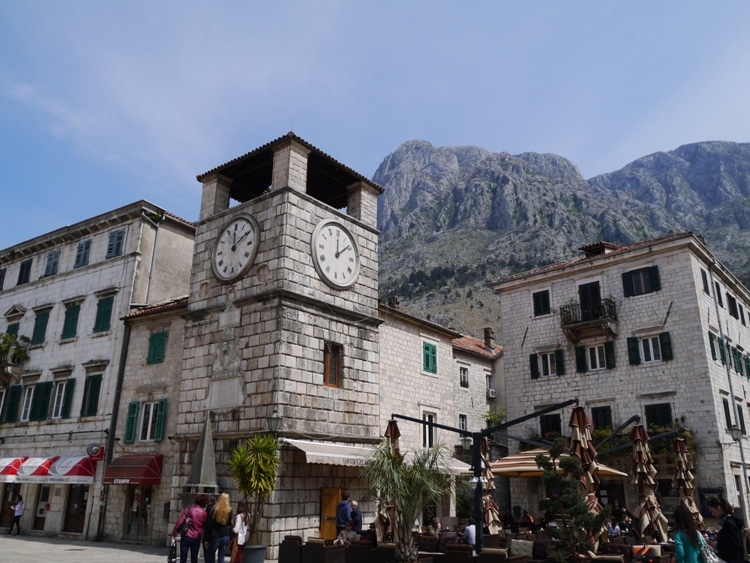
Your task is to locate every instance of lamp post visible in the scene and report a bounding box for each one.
[390,396,578,554]
[267,407,282,434]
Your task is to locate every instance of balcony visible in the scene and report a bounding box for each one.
[559,297,618,343]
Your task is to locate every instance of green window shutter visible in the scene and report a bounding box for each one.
[719,337,727,364]
[739,407,747,435]
[93,296,114,333]
[622,272,634,297]
[4,384,22,422]
[604,341,616,369]
[154,399,167,442]
[30,381,53,421]
[709,332,717,360]
[530,354,540,379]
[745,356,750,379]
[627,337,641,365]
[60,378,75,419]
[422,342,437,373]
[147,331,168,365]
[734,348,744,375]
[80,374,102,417]
[124,401,140,443]
[31,310,50,345]
[7,322,19,336]
[659,332,673,361]
[649,266,661,292]
[723,398,732,429]
[575,346,587,373]
[61,303,81,339]
[106,230,125,258]
[555,349,565,376]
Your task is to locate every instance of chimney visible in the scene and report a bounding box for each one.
[387,296,400,309]
[484,327,495,349]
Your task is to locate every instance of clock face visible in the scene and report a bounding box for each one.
[212,214,260,283]
[311,219,361,289]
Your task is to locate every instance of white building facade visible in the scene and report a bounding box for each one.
[494,233,750,521]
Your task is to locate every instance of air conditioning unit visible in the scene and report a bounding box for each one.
[486,388,496,399]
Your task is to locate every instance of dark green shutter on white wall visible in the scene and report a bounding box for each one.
[31,310,50,345]
[422,342,437,373]
[4,385,22,422]
[29,381,53,421]
[60,378,75,419]
[649,266,661,292]
[709,332,717,360]
[719,337,727,364]
[627,337,641,365]
[555,349,565,375]
[659,332,673,361]
[93,296,114,333]
[622,272,634,297]
[530,354,539,379]
[575,346,587,373]
[154,399,167,442]
[124,401,140,443]
[604,341,616,369]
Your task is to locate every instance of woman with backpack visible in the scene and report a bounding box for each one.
[171,494,210,563]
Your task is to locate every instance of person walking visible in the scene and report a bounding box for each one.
[336,493,352,535]
[707,497,744,563]
[673,504,703,563]
[350,500,363,535]
[232,500,250,563]
[203,493,234,563]
[8,495,23,536]
[171,494,210,563]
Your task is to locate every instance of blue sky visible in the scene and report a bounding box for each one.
[1,2,749,249]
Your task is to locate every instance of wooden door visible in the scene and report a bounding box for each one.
[578,281,601,321]
[0,484,20,528]
[33,485,50,531]
[62,484,88,533]
[320,488,342,540]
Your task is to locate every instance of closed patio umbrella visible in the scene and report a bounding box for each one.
[481,437,502,534]
[630,424,668,542]
[569,406,606,546]
[672,437,703,527]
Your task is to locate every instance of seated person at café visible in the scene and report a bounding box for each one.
[461,518,477,548]
[335,520,360,547]
[427,517,442,537]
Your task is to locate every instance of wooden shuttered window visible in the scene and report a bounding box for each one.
[154,398,167,442]
[147,331,168,364]
[80,374,102,417]
[422,342,437,374]
[604,341,616,369]
[627,337,641,365]
[709,332,717,360]
[31,310,50,345]
[4,384,22,422]
[124,401,140,444]
[29,381,53,421]
[61,303,81,340]
[575,346,587,373]
[530,354,540,379]
[60,378,75,419]
[93,296,114,333]
[659,332,673,362]
[622,266,661,297]
[555,349,565,376]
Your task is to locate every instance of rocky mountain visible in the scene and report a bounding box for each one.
[374,140,750,336]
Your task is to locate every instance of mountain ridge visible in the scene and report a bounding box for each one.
[374,140,750,335]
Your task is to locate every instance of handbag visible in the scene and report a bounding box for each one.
[168,538,177,563]
[700,544,726,563]
[228,536,239,563]
[178,515,192,536]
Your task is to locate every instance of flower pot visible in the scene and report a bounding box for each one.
[242,544,267,563]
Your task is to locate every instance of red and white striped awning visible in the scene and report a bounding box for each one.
[47,456,100,484]
[0,457,28,483]
[16,456,60,482]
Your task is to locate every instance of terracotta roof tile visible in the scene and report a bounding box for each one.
[452,335,503,359]
[125,296,189,319]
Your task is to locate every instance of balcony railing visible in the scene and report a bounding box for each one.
[559,297,618,327]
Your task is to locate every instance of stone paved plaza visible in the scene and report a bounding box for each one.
[0,534,180,563]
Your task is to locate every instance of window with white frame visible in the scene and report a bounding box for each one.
[627,333,673,365]
[51,379,74,419]
[641,336,662,363]
[20,385,34,421]
[140,402,160,441]
[540,352,557,376]
[588,345,607,371]
[422,412,436,448]
[459,414,468,432]
[532,290,551,316]
[459,366,469,388]
[0,388,5,419]
[486,374,494,390]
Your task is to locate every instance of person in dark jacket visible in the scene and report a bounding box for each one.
[336,493,352,535]
[203,493,234,563]
[350,500,363,534]
[171,494,210,563]
[707,497,744,563]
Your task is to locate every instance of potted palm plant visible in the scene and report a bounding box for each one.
[227,433,281,563]
[362,442,454,563]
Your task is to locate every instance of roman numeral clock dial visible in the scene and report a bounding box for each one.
[212,214,260,283]
[311,219,361,290]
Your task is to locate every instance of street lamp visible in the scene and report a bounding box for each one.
[267,407,282,434]
[730,425,742,442]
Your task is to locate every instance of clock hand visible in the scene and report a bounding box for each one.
[335,244,351,258]
[235,230,251,246]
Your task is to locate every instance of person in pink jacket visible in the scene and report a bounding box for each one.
[172,494,210,563]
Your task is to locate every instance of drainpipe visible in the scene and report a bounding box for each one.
[141,211,162,304]
[708,262,750,524]
[96,320,132,541]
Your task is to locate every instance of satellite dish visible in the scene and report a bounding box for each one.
[86,444,103,458]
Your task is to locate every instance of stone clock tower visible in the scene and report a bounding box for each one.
[177,132,383,457]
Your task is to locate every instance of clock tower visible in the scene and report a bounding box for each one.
[178,132,383,445]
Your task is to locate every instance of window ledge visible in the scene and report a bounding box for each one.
[92,331,112,338]
[59,337,77,345]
